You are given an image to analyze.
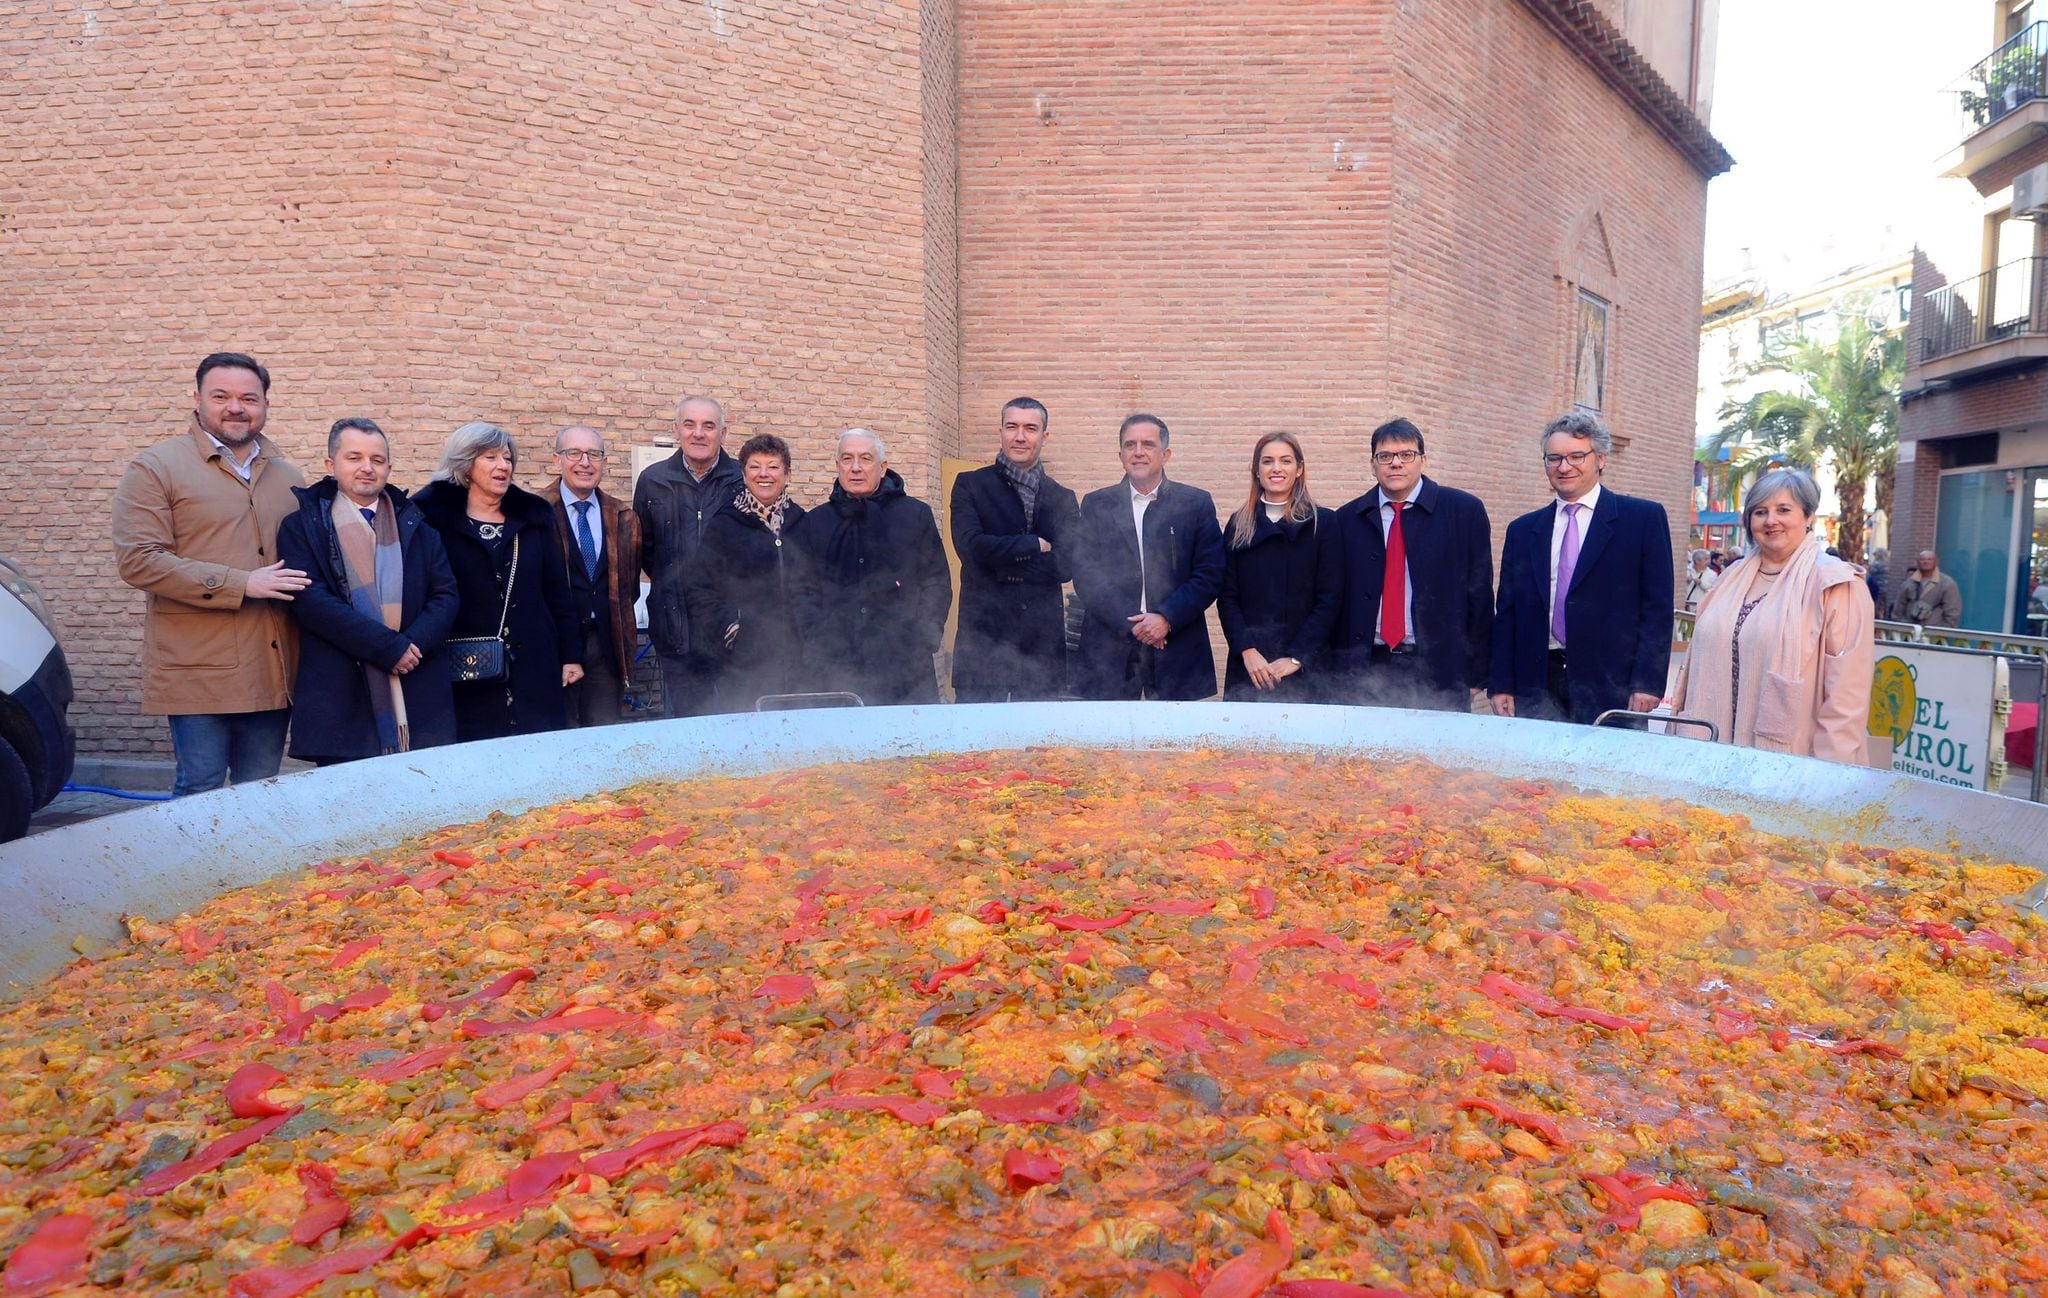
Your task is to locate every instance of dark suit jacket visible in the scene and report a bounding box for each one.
[1330,477,1494,700]
[546,482,642,684]
[1070,478,1225,701]
[1490,487,1675,723]
[949,462,1082,702]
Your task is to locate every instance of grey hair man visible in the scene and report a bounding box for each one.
[1683,547,1719,611]
[634,395,743,717]
[548,425,644,727]
[1489,411,1673,725]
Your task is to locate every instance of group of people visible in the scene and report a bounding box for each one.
[112,351,1879,797]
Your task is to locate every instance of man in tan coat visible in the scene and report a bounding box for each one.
[112,353,311,795]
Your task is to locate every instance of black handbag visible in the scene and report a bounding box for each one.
[447,534,518,683]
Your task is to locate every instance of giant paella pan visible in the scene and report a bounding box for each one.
[1,703,2045,1296]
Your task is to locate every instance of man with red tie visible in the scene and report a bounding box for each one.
[1489,412,1673,724]
[1329,418,1494,710]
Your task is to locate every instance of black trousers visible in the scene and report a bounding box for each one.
[1361,645,1462,711]
[1117,642,1160,700]
[565,622,628,727]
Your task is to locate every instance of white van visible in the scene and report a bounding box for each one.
[0,556,75,840]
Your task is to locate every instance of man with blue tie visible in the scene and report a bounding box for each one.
[1329,418,1494,710]
[548,425,644,726]
[1489,412,1673,724]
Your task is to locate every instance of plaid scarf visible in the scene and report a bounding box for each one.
[331,493,411,753]
[734,487,789,535]
[996,454,1044,527]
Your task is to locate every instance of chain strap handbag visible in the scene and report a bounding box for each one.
[447,533,519,683]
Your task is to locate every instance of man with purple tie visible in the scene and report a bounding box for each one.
[1489,412,1673,724]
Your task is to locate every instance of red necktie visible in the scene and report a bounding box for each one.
[1380,500,1406,648]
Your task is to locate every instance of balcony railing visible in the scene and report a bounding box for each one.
[1951,21,2048,140]
[1915,256,2048,364]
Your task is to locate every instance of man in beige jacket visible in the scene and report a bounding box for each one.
[112,353,311,795]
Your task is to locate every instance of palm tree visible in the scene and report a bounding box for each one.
[1710,309,1904,562]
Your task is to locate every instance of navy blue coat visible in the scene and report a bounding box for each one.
[1070,478,1225,701]
[684,494,808,713]
[1490,487,1675,723]
[1329,478,1494,702]
[948,461,1081,702]
[276,480,460,761]
[414,480,581,741]
[1217,507,1344,702]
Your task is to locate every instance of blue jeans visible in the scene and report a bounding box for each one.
[167,708,292,798]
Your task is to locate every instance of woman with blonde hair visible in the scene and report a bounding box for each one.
[1217,431,1343,701]
[1670,466,1875,763]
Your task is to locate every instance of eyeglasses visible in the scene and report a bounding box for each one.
[557,449,607,463]
[1372,450,1421,466]
[1543,450,1597,468]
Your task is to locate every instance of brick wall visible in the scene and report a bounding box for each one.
[1,0,941,756]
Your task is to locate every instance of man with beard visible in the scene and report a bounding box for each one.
[113,353,311,795]
[788,429,953,704]
[949,397,1082,702]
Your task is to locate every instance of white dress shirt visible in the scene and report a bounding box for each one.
[1547,482,1602,650]
[560,480,605,558]
[1130,481,1160,614]
[1374,483,1420,646]
[206,432,261,484]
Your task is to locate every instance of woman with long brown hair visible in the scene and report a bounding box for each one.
[1217,431,1344,701]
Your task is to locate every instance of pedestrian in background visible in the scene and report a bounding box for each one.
[276,418,459,763]
[1070,415,1225,701]
[1891,550,1962,629]
[546,425,642,726]
[1683,548,1719,612]
[1217,432,1341,702]
[112,353,308,795]
[414,422,582,741]
[1671,467,1874,764]
[1864,547,1889,619]
[789,429,953,704]
[686,433,808,712]
[950,397,1081,703]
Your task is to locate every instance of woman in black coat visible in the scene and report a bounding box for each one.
[683,434,808,713]
[276,468,461,762]
[1217,432,1343,702]
[413,422,582,741]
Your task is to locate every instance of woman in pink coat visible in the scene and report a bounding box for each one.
[1671,467,1875,765]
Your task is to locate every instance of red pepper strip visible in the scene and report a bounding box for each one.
[976,1082,1082,1125]
[912,1069,961,1099]
[459,1008,646,1039]
[1133,1012,1213,1053]
[1049,908,1141,932]
[912,953,984,994]
[265,982,314,1044]
[1515,927,1581,949]
[1474,1043,1516,1075]
[1197,1208,1291,1298]
[326,938,380,970]
[1326,973,1382,1009]
[831,1065,892,1092]
[535,1080,618,1132]
[1002,1149,1063,1192]
[1331,1125,1433,1168]
[362,1043,460,1083]
[873,906,932,930]
[1622,833,1655,849]
[1478,972,1647,1033]
[797,1094,946,1126]
[554,810,599,827]
[588,1226,677,1259]
[1966,928,2018,956]
[1140,1272,1202,1298]
[1273,1284,1416,1298]
[1554,1004,1649,1032]
[976,900,1010,924]
[430,849,477,867]
[625,826,696,856]
[1144,897,1217,916]
[739,794,777,809]
[1911,919,1966,941]
[440,1151,586,1219]
[1037,858,1078,874]
[1457,1097,1564,1146]
[1247,887,1277,919]
[1710,1008,1756,1044]
[1830,925,1890,940]
[1527,874,1620,904]
[1358,938,1416,962]
[476,1052,576,1111]
[1587,1173,1644,1229]
[1216,1000,1307,1045]
[1282,1143,1335,1182]
[1824,1039,1904,1059]
[566,867,609,889]
[137,1109,299,1195]
[228,1227,426,1298]
[289,1163,348,1245]
[1189,840,1246,860]
[1699,887,1735,913]
[1,1213,94,1297]
[753,974,815,1004]
[794,868,834,899]
[2020,1038,2048,1053]
[585,1120,746,1179]
[225,1063,291,1119]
